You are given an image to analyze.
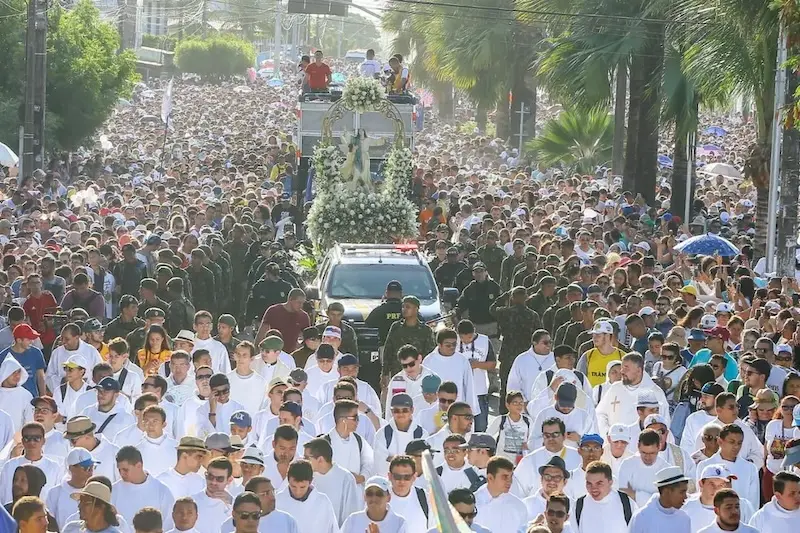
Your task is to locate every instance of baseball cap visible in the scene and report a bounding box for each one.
[793,404,800,427]
[365,476,391,493]
[421,374,442,394]
[67,448,100,469]
[608,424,630,443]
[260,335,284,351]
[240,447,265,466]
[701,382,725,397]
[405,439,434,455]
[705,326,730,342]
[93,377,120,392]
[644,414,668,428]
[322,326,342,339]
[700,463,738,481]
[218,314,237,329]
[402,295,421,308]
[637,389,659,408]
[230,411,252,428]
[82,318,103,333]
[555,382,577,408]
[288,368,308,384]
[205,432,232,451]
[579,434,604,447]
[302,327,321,341]
[471,262,487,271]
[744,357,772,377]
[31,396,57,411]
[63,354,88,369]
[338,354,359,366]
[316,344,336,360]
[679,285,698,297]
[390,393,414,409]
[280,401,303,417]
[140,278,158,291]
[687,328,707,341]
[715,303,733,314]
[144,307,165,319]
[700,314,718,330]
[775,343,793,355]
[460,433,496,450]
[638,306,656,317]
[13,324,40,341]
[589,320,614,335]
[386,280,403,292]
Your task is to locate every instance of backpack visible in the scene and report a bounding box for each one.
[435,466,486,492]
[415,487,429,520]
[71,290,101,314]
[322,432,363,453]
[384,424,424,448]
[574,491,633,526]
[545,369,585,387]
[497,414,530,446]
[669,400,694,445]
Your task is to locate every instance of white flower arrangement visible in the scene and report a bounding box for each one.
[341,77,385,113]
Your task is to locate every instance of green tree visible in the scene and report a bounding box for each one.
[527,108,613,173]
[0,0,138,152]
[175,35,256,81]
[313,14,381,55]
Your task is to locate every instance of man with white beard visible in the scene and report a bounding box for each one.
[596,352,670,436]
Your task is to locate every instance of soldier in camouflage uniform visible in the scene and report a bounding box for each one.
[527,276,558,316]
[551,284,585,337]
[490,286,541,414]
[499,239,526,290]
[542,287,568,334]
[554,302,582,346]
[165,277,195,337]
[382,295,436,386]
[561,300,599,350]
[476,230,506,282]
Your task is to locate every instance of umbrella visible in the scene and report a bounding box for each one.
[701,162,742,179]
[702,144,723,152]
[233,86,253,94]
[674,233,740,257]
[267,78,284,87]
[705,126,727,136]
[0,142,18,167]
[658,154,673,168]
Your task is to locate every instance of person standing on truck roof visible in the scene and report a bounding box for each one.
[382,296,436,387]
[359,49,381,79]
[304,50,331,92]
[365,281,404,345]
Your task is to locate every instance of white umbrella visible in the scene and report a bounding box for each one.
[700,162,742,179]
[0,142,18,167]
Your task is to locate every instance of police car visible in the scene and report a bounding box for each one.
[305,244,455,387]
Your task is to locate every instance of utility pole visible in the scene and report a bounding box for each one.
[767,25,788,272]
[23,0,48,176]
[337,17,343,58]
[513,102,529,156]
[777,42,800,276]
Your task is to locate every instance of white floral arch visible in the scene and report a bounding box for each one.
[306,78,418,250]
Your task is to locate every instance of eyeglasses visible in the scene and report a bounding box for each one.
[343,415,359,422]
[579,445,602,453]
[205,472,227,483]
[392,408,411,414]
[439,398,456,405]
[236,511,261,521]
[782,404,799,411]
[453,413,473,420]
[776,355,793,361]
[401,361,417,368]
[33,407,53,414]
[458,510,478,519]
[541,474,564,482]
[391,473,414,481]
[196,374,213,380]
[543,431,563,439]
[21,434,43,443]
[443,448,463,455]
[702,434,717,441]
[547,509,567,519]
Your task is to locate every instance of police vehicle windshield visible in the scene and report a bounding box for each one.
[328,265,437,300]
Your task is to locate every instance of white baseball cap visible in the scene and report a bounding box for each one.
[637,390,660,408]
[608,424,630,443]
[700,314,718,330]
[364,476,391,493]
[700,463,738,481]
[589,321,614,335]
[639,306,657,317]
[67,448,100,468]
[715,303,733,314]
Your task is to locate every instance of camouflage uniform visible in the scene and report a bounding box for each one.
[499,254,525,291]
[477,244,506,282]
[382,320,436,379]
[490,293,542,413]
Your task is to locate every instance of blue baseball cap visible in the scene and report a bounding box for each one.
[338,354,359,367]
[93,376,120,392]
[579,434,604,447]
[793,404,800,427]
[230,411,252,428]
[687,328,707,341]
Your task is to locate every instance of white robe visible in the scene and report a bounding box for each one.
[275,487,339,533]
[111,474,175,531]
[45,340,103,394]
[312,463,361,527]
[341,508,407,533]
[422,349,481,415]
[192,337,232,374]
[595,375,671,436]
[473,485,528,533]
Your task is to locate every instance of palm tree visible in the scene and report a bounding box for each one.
[670,0,778,254]
[527,107,614,173]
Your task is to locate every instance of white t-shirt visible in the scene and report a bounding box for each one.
[697,522,758,533]
[617,455,671,506]
[312,463,361,527]
[191,490,233,533]
[157,468,205,499]
[45,480,80,530]
[275,487,339,533]
[341,508,407,533]
[226,370,267,415]
[486,413,531,461]
[388,488,431,532]
[112,474,175,530]
[473,486,528,533]
[764,420,800,473]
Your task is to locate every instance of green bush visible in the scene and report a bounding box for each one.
[142,33,177,51]
[174,35,255,80]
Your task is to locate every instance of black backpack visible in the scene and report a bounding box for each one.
[545,369,586,387]
[497,414,531,446]
[435,465,486,492]
[322,432,363,453]
[384,424,424,447]
[574,491,633,526]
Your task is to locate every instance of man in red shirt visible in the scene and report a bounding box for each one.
[304,50,331,92]
[22,273,58,348]
[255,288,310,352]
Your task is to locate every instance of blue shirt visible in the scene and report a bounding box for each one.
[0,345,46,397]
[688,348,739,381]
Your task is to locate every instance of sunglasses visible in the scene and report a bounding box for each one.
[213,387,230,396]
[196,374,213,380]
[205,472,227,483]
[392,408,411,414]
[391,473,414,481]
[236,511,260,521]
[543,431,563,439]
[547,509,567,518]
[439,398,456,405]
[21,435,43,443]
[458,510,478,520]
[401,361,417,369]
[365,490,385,498]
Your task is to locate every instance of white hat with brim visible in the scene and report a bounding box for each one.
[654,466,691,488]
[70,481,113,506]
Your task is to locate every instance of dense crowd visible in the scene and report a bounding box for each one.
[0,54,798,533]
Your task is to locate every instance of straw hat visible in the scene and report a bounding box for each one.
[70,481,113,506]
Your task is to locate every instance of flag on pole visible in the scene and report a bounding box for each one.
[422,451,472,533]
[161,78,174,126]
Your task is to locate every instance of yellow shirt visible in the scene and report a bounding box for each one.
[137,348,172,376]
[585,347,625,387]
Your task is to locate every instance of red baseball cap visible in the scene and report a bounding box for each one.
[13,324,40,341]
[704,326,730,342]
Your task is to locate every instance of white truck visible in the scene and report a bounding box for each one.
[295,92,417,196]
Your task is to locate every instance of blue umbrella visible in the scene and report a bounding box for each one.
[705,126,727,136]
[674,233,740,257]
[658,154,673,168]
[702,144,723,152]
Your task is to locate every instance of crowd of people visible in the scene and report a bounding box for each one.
[0,51,799,533]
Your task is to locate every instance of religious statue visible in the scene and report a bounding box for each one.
[339,129,385,192]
